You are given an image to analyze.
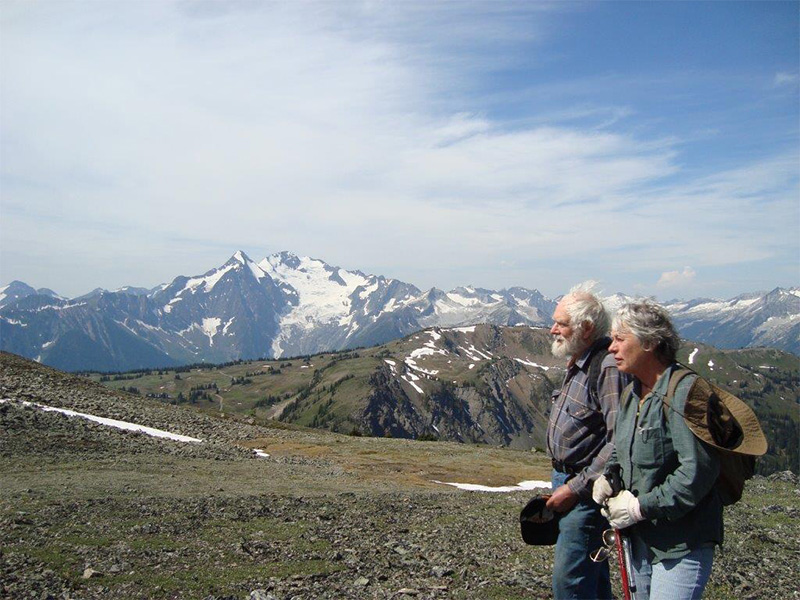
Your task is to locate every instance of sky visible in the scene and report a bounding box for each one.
[1,0,798,301]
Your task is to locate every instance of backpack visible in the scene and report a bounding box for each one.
[586,339,611,404]
[662,367,768,505]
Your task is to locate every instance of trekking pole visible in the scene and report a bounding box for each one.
[607,464,637,600]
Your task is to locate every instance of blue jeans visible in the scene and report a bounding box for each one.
[551,470,612,600]
[629,533,714,600]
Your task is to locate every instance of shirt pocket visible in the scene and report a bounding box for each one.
[566,403,602,427]
[632,425,664,468]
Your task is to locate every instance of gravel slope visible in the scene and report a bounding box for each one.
[2,351,798,600]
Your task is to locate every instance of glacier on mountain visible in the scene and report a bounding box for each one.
[1,250,798,371]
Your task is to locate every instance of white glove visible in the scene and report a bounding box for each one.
[601,490,644,530]
[592,475,613,506]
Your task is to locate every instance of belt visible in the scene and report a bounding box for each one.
[551,460,581,475]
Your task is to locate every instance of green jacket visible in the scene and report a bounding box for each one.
[607,363,723,562]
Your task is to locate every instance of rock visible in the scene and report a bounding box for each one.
[766,470,798,483]
[82,568,102,579]
[430,566,454,578]
[354,577,370,587]
[249,591,277,600]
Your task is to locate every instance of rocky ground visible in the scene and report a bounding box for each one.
[1,351,798,599]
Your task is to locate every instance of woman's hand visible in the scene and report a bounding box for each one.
[601,490,643,529]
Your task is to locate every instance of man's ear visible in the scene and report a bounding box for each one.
[581,322,595,342]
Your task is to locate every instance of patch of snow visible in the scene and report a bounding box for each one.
[244,260,267,282]
[708,360,715,370]
[201,318,222,346]
[449,326,476,333]
[401,373,424,394]
[469,345,492,360]
[0,316,27,327]
[432,480,551,493]
[0,399,202,442]
[376,297,397,316]
[358,281,380,300]
[182,264,237,295]
[459,344,490,362]
[253,449,270,458]
[133,320,168,334]
[514,358,550,371]
[222,317,235,335]
[688,348,699,365]
[409,347,437,359]
[404,358,439,377]
[447,293,481,307]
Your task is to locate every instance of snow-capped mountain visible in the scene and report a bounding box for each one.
[1,251,797,371]
[257,251,425,357]
[664,288,800,355]
[0,281,62,309]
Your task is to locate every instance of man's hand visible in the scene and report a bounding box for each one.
[545,483,579,513]
[592,474,613,506]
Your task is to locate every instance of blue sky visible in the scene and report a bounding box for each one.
[1,0,798,300]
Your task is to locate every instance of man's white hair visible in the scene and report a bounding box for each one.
[563,281,610,342]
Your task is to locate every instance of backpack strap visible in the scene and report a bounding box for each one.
[662,365,696,421]
[586,339,611,404]
[620,380,635,407]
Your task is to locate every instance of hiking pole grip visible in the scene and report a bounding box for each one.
[608,463,623,495]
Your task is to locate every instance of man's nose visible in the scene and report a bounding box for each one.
[550,323,558,335]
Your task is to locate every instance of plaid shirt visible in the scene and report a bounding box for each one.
[546,337,628,499]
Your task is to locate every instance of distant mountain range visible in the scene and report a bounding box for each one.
[1,250,798,371]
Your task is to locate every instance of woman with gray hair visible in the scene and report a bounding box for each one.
[591,299,722,599]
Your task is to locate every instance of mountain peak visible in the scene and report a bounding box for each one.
[267,251,303,270]
[230,250,255,266]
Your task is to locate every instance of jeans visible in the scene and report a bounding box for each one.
[551,469,612,600]
[629,533,714,600]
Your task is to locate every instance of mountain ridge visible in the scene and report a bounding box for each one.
[1,250,798,371]
[80,323,799,475]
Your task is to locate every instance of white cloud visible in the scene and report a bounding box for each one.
[773,72,799,87]
[0,2,797,300]
[657,267,697,289]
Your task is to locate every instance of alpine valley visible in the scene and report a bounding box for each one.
[1,250,798,372]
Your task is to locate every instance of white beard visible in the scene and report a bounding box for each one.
[551,334,586,360]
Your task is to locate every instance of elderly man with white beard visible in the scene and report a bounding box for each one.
[544,285,629,600]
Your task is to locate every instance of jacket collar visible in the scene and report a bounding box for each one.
[634,361,679,399]
[573,336,611,371]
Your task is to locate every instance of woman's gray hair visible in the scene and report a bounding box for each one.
[564,282,611,341]
[613,299,681,364]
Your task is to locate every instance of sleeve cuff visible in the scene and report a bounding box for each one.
[567,474,590,499]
